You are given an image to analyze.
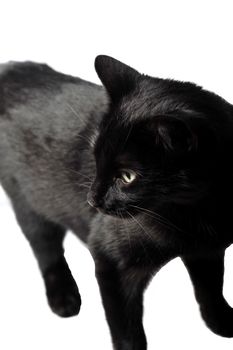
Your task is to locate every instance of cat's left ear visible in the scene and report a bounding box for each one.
[95,55,140,102]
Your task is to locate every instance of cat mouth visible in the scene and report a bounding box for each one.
[86,193,132,219]
[96,207,129,219]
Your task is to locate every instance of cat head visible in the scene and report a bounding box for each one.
[87,55,222,218]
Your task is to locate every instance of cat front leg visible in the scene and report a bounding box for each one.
[91,248,169,350]
[94,252,149,350]
[182,250,233,337]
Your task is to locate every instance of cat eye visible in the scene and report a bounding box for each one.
[119,170,137,185]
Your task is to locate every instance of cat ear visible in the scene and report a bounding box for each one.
[152,116,198,155]
[95,55,140,102]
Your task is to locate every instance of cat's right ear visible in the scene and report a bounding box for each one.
[148,116,199,156]
[94,55,140,102]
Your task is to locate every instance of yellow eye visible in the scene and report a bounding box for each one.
[120,170,137,184]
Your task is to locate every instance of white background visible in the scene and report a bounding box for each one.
[0,1,233,349]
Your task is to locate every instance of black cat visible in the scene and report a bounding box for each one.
[0,56,233,350]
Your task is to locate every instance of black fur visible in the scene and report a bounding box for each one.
[1,56,233,349]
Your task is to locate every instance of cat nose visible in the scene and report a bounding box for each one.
[87,191,103,208]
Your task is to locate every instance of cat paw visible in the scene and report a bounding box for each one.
[47,287,81,318]
[43,258,81,318]
[201,300,233,338]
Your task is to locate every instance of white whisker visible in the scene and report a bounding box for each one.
[127,210,154,243]
[130,204,185,234]
[119,211,132,252]
[65,167,94,181]
[66,103,86,124]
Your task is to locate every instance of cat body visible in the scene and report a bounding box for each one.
[0,63,107,241]
[1,56,233,349]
